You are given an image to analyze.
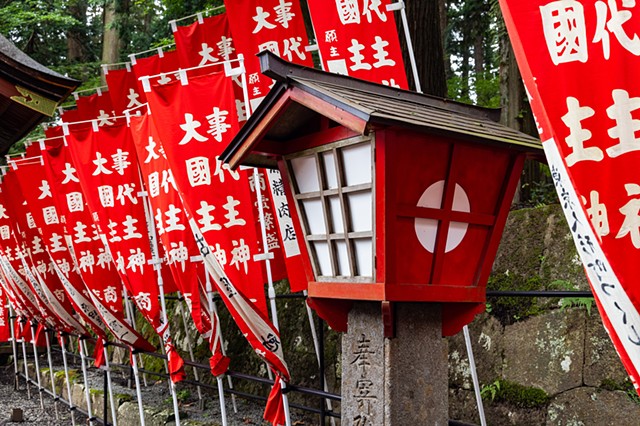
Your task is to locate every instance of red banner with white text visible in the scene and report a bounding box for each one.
[224,0,314,112]
[41,128,154,351]
[307,0,408,88]
[500,0,640,391]
[145,70,289,407]
[173,13,235,68]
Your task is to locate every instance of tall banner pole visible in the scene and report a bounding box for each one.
[139,189,181,426]
[122,287,148,387]
[78,337,95,426]
[252,167,291,426]
[130,349,147,426]
[20,322,31,399]
[204,269,236,416]
[386,1,422,93]
[177,302,203,405]
[243,54,291,424]
[463,325,487,426]
[8,305,18,390]
[29,322,45,411]
[103,341,119,426]
[59,333,77,426]
[44,330,60,421]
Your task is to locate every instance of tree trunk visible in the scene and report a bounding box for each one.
[499,32,541,205]
[101,0,120,66]
[66,0,87,62]
[399,0,447,97]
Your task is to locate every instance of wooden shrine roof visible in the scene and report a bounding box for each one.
[0,34,80,153]
[222,52,542,169]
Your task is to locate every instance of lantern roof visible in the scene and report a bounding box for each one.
[0,34,80,152]
[222,51,542,168]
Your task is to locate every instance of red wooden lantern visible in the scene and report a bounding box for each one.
[223,53,543,336]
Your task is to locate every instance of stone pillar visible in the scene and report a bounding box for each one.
[342,302,448,425]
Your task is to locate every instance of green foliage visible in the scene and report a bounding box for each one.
[480,379,501,402]
[176,389,191,403]
[559,297,593,315]
[482,379,550,408]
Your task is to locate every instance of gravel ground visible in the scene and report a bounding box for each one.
[0,352,317,426]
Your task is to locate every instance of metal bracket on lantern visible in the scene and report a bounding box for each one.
[382,301,395,338]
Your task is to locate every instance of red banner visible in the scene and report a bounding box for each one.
[500,0,640,391]
[173,13,235,68]
[129,111,229,373]
[41,129,154,351]
[146,69,289,397]
[0,291,9,342]
[307,0,408,88]
[224,0,314,112]
[0,176,83,334]
[105,66,148,115]
[12,151,109,340]
[132,50,181,95]
[65,120,183,376]
[145,71,267,312]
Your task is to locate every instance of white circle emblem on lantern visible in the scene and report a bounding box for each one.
[414,180,470,253]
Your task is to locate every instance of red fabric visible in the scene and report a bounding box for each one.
[129,112,208,334]
[12,150,109,340]
[0,294,9,342]
[167,343,186,383]
[93,338,105,368]
[224,0,314,111]
[74,92,114,121]
[19,321,31,341]
[132,50,181,94]
[173,13,234,68]
[146,71,290,382]
[209,351,231,377]
[40,130,155,352]
[33,323,47,347]
[65,122,160,323]
[307,0,408,88]
[263,377,286,426]
[499,0,640,392]
[105,67,147,115]
[305,297,351,333]
[0,174,82,334]
[145,71,267,314]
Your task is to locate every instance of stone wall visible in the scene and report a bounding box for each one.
[448,204,640,425]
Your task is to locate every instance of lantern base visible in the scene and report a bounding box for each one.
[342,302,448,425]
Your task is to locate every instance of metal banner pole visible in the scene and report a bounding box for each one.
[29,322,45,410]
[130,350,147,426]
[103,341,119,426]
[387,1,422,93]
[78,337,95,426]
[177,302,203,405]
[20,323,31,399]
[207,276,237,415]
[44,330,60,421]
[303,293,335,426]
[59,333,77,426]
[123,287,148,387]
[8,306,19,390]
[139,189,181,426]
[252,167,291,426]
[463,325,487,426]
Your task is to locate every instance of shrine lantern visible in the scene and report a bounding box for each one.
[222,52,543,336]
